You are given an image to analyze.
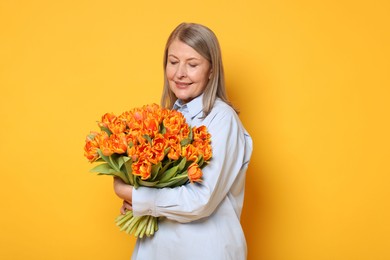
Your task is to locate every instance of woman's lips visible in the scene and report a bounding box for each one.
[175,81,192,89]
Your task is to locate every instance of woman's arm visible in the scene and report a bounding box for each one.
[113,177,133,213]
[132,107,250,223]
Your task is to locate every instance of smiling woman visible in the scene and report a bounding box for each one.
[166,40,212,103]
[160,23,238,117]
[112,22,253,260]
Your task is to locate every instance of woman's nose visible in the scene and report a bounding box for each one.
[175,64,187,78]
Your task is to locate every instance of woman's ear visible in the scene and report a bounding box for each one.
[208,70,213,79]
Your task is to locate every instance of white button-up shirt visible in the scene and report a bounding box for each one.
[132,95,253,260]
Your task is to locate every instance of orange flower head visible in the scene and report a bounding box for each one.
[107,119,127,135]
[193,125,211,142]
[180,124,190,139]
[163,111,186,136]
[193,140,212,161]
[143,115,159,137]
[182,144,199,162]
[85,131,99,148]
[100,141,113,156]
[150,134,168,163]
[92,131,112,156]
[127,145,138,161]
[165,134,180,146]
[132,108,146,122]
[110,133,128,154]
[132,159,152,180]
[144,103,162,117]
[94,130,107,143]
[187,162,203,183]
[165,134,182,160]
[98,112,117,129]
[135,141,149,153]
[167,145,181,160]
[125,116,142,130]
[84,136,99,162]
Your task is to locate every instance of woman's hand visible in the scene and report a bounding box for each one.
[120,200,133,215]
[113,177,133,212]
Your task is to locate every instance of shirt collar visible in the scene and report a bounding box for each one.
[173,94,204,120]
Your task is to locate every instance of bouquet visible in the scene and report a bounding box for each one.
[83,104,212,238]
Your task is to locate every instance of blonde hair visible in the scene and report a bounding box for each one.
[160,22,238,116]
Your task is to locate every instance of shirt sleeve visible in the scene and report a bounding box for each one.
[132,107,248,223]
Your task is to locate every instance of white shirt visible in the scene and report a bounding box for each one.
[132,95,253,260]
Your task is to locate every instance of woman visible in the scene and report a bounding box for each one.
[114,22,253,260]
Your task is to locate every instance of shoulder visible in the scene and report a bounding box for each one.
[209,98,238,119]
[202,98,243,131]
[210,99,253,159]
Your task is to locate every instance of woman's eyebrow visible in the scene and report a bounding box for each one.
[168,54,200,61]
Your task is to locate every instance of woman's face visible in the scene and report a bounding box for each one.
[166,39,211,104]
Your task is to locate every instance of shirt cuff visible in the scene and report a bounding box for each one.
[132,186,158,217]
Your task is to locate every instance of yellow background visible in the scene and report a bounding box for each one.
[1,0,389,259]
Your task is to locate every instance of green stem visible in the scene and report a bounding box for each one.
[115,211,133,226]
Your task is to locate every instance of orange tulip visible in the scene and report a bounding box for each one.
[163,111,186,136]
[127,145,138,161]
[100,139,113,156]
[95,131,109,144]
[182,144,199,162]
[132,159,152,180]
[150,134,168,163]
[187,162,203,183]
[193,125,211,142]
[143,116,159,138]
[84,140,99,162]
[167,145,181,160]
[110,133,128,154]
[193,140,212,161]
[107,119,127,135]
[98,112,117,129]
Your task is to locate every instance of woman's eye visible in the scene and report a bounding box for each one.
[169,61,178,65]
[189,64,198,68]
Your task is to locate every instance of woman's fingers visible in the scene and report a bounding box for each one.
[120,200,132,214]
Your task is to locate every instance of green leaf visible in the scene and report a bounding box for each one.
[133,175,140,189]
[174,175,190,187]
[197,155,204,167]
[124,158,134,186]
[138,179,160,187]
[177,157,187,172]
[155,172,188,188]
[158,165,179,183]
[96,149,120,171]
[117,156,131,184]
[97,172,114,176]
[117,156,130,169]
[180,138,191,146]
[143,134,152,144]
[163,147,170,156]
[99,125,112,136]
[151,162,162,181]
[124,158,133,173]
[87,133,96,140]
[188,127,193,141]
[90,163,115,174]
[160,160,173,173]
[111,171,130,183]
[160,123,166,135]
[97,169,129,183]
[153,160,172,181]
